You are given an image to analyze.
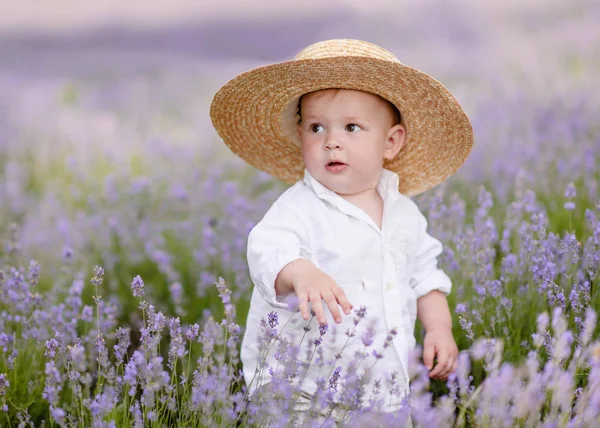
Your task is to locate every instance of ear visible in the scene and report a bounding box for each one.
[383,124,405,161]
[296,123,303,139]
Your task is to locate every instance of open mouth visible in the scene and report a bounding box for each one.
[325,161,347,172]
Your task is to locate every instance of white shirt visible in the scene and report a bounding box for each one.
[241,168,451,410]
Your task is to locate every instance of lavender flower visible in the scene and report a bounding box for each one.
[362,326,375,347]
[45,333,65,359]
[114,327,131,364]
[43,361,63,407]
[0,374,8,397]
[91,265,104,287]
[62,247,74,264]
[27,260,40,286]
[564,183,576,210]
[130,275,145,297]
[354,306,368,326]
[168,317,186,369]
[329,366,342,391]
[267,311,279,329]
[186,323,200,341]
[50,407,66,425]
[313,322,329,346]
[319,322,329,336]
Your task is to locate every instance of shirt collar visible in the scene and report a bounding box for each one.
[302,168,401,202]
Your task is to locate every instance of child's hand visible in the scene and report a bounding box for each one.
[277,259,353,325]
[422,328,458,380]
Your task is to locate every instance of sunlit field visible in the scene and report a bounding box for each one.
[1,1,599,426]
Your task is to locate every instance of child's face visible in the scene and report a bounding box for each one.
[297,89,405,197]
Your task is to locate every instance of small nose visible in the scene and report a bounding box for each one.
[324,135,342,150]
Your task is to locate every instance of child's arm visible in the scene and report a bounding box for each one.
[410,211,458,379]
[416,290,452,332]
[248,201,352,325]
[417,290,457,379]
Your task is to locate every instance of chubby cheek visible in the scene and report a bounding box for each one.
[301,139,323,166]
[351,147,385,173]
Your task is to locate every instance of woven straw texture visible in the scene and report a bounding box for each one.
[210,39,473,196]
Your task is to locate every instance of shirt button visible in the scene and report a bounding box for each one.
[386,282,392,291]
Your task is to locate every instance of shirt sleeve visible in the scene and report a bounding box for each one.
[247,200,314,309]
[409,210,452,299]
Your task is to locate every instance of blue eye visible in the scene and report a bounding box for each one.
[346,124,361,132]
[310,124,324,133]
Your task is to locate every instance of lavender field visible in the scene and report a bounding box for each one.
[1,1,600,426]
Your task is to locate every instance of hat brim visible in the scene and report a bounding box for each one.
[210,56,473,196]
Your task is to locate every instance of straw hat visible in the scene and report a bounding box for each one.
[210,39,473,196]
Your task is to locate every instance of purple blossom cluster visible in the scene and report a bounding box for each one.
[1,182,597,424]
[0,247,598,425]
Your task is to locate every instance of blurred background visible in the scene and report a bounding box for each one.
[3,0,598,104]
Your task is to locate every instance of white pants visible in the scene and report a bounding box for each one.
[252,383,413,427]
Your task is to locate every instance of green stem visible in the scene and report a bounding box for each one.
[454,384,482,427]
[324,323,359,381]
[298,331,324,389]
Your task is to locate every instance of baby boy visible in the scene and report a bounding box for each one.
[210,39,473,415]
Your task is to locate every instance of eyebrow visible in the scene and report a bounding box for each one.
[303,115,368,123]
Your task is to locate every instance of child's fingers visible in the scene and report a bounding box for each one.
[428,363,442,378]
[321,291,342,323]
[309,292,327,324]
[429,350,449,378]
[443,357,455,377]
[297,292,310,320]
[422,342,435,371]
[435,357,453,379]
[332,284,353,314]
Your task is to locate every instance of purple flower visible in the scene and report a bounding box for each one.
[267,311,279,329]
[68,343,87,372]
[50,407,66,425]
[81,305,94,322]
[0,374,9,396]
[91,266,104,287]
[62,247,74,263]
[362,327,375,347]
[329,366,342,391]
[27,260,40,286]
[565,183,577,199]
[44,333,64,359]
[42,361,62,406]
[114,327,131,364]
[383,328,398,349]
[88,387,115,421]
[186,324,200,341]
[168,317,186,369]
[169,281,184,304]
[130,400,143,428]
[130,275,145,297]
[319,322,329,336]
[354,306,368,326]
